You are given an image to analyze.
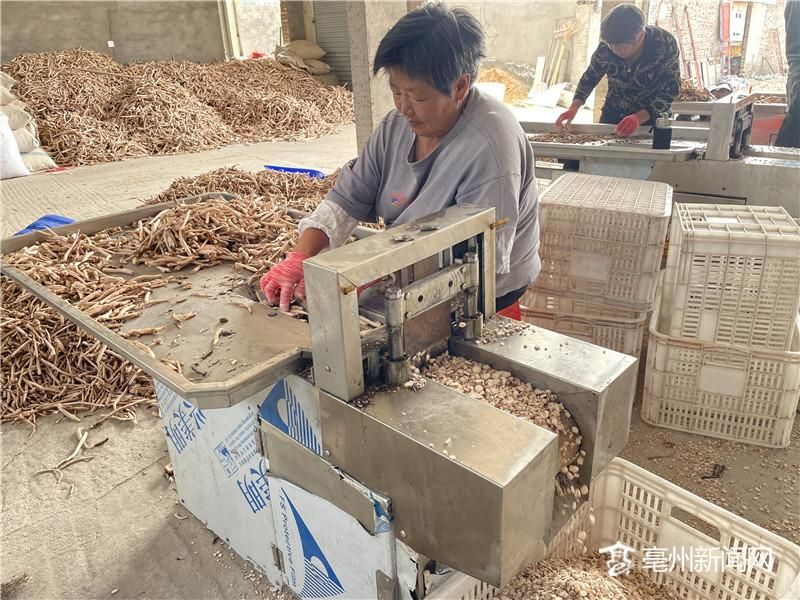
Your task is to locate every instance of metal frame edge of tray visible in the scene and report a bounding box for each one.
[0,192,311,409]
[527,141,700,162]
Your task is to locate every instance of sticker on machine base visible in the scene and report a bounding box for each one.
[260,377,321,455]
[278,488,345,598]
[163,402,207,454]
[155,381,208,455]
[236,456,271,514]
[214,412,259,477]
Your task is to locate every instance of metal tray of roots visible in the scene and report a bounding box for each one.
[1,193,311,409]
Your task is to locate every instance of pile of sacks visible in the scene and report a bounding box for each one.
[1,70,56,180]
[274,40,333,77]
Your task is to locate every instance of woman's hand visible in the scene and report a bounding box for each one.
[260,228,331,312]
[259,251,310,313]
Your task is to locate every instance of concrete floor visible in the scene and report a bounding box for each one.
[1,123,798,599]
[0,125,357,238]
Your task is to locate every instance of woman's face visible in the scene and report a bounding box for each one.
[388,66,470,140]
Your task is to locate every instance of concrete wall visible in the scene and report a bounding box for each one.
[459,1,576,69]
[755,0,787,75]
[236,0,282,55]
[1,1,226,63]
[347,1,408,150]
[280,0,306,42]
[649,0,786,80]
[571,0,604,84]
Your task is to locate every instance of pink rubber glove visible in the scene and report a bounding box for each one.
[615,113,641,138]
[556,108,578,130]
[259,251,309,313]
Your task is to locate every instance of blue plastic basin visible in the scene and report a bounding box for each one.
[264,164,325,179]
[15,214,75,236]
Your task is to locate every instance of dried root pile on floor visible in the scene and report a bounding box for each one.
[104,76,234,155]
[424,353,586,499]
[0,574,31,600]
[0,278,154,427]
[500,555,681,600]
[127,59,354,141]
[3,49,353,166]
[477,68,530,103]
[145,167,338,213]
[677,79,715,102]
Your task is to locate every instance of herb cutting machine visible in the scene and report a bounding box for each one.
[1,203,638,598]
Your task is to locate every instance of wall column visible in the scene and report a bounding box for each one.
[347,1,408,151]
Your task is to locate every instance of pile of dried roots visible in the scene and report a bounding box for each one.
[477,68,530,103]
[3,49,354,166]
[1,278,155,427]
[533,132,612,145]
[677,79,715,102]
[1,170,328,425]
[126,197,301,274]
[145,167,338,213]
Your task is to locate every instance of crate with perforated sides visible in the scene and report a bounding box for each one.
[520,286,647,356]
[536,173,672,311]
[427,459,800,600]
[663,204,800,351]
[643,281,800,447]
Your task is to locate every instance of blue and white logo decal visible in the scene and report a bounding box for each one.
[279,489,344,598]
[214,412,259,477]
[260,379,321,454]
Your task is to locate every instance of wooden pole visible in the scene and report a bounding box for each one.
[683,6,704,88]
[671,7,691,78]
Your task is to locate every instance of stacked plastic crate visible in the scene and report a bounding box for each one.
[643,204,800,447]
[521,173,673,357]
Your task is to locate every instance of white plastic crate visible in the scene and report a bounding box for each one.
[427,459,800,600]
[537,173,672,310]
[520,287,647,356]
[663,204,800,350]
[643,283,800,447]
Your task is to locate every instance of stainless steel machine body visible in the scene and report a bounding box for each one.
[300,204,636,586]
[303,206,496,402]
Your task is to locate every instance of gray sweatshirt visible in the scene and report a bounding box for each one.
[306,87,540,297]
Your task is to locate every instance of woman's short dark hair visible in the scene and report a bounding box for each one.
[373,3,486,96]
[601,4,646,44]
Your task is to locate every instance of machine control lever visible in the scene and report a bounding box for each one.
[462,252,483,340]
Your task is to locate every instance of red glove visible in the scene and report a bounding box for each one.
[556,108,578,130]
[615,114,641,137]
[259,251,309,313]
